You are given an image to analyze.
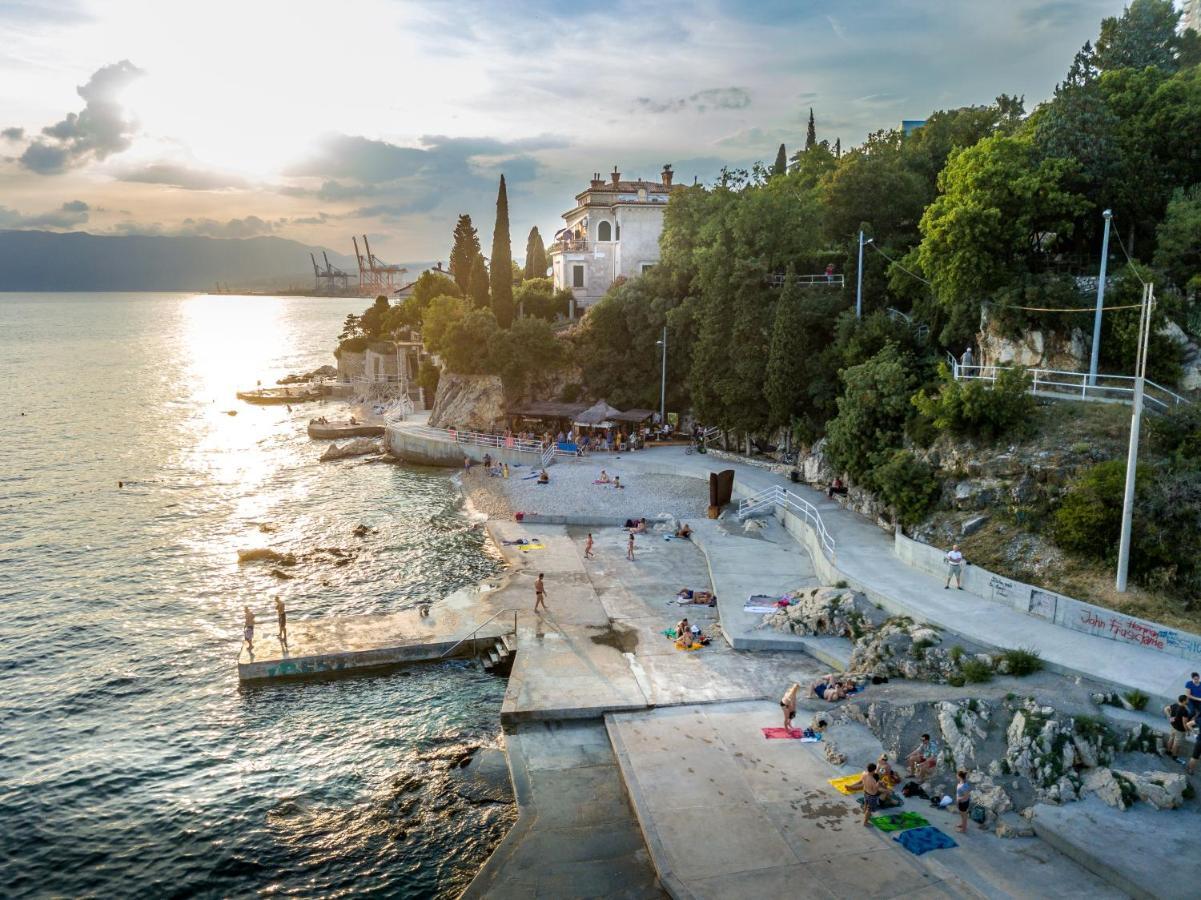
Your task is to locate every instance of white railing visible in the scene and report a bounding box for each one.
[408,424,548,456]
[767,273,845,288]
[699,426,720,446]
[540,442,555,467]
[948,356,1189,414]
[738,485,835,561]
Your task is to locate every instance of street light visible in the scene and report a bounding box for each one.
[1088,209,1114,386]
[656,326,667,427]
[1115,281,1154,592]
[856,230,874,320]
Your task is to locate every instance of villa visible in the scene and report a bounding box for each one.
[550,164,678,311]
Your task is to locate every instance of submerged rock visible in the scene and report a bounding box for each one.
[320,437,383,461]
[238,548,297,566]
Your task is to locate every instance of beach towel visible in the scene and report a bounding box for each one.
[870,812,929,833]
[829,775,863,795]
[761,728,822,741]
[518,543,545,551]
[744,594,782,613]
[893,826,957,856]
[521,472,540,480]
[674,641,702,651]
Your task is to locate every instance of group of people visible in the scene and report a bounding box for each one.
[673,615,709,647]
[810,674,858,702]
[476,453,511,479]
[1164,672,1201,774]
[242,596,288,652]
[597,470,624,488]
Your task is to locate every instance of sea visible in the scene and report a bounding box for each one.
[0,293,512,899]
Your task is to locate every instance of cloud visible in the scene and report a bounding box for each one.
[18,60,143,174]
[177,215,277,238]
[0,0,89,24]
[0,200,90,229]
[1019,0,1100,29]
[636,87,751,115]
[2,127,24,141]
[116,162,248,190]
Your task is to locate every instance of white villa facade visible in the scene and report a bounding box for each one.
[550,165,677,310]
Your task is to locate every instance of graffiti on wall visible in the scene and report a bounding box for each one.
[989,575,1015,605]
[1028,590,1058,620]
[1075,608,1201,660]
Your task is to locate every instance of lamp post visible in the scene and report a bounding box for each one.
[1115,281,1154,592]
[656,326,667,427]
[1088,210,1113,386]
[855,230,873,320]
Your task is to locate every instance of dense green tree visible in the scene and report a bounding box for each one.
[900,99,1024,196]
[449,214,482,294]
[1095,0,1184,73]
[442,308,499,374]
[772,143,787,176]
[338,313,362,342]
[358,295,391,338]
[1154,186,1201,293]
[468,255,490,309]
[763,269,805,430]
[804,108,817,151]
[790,141,836,189]
[490,175,515,328]
[514,277,572,321]
[385,270,460,330]
[487,317,565,397]
[420,294,471,356]
[523,226,548,279]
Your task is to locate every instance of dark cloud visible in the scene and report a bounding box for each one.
[177,215,277,238]
[1,126,24,141]
[18,60,143,174]
[636,87,751,115]
[0,200,90,229]
[291,212,332,225]
[116,163,248,191]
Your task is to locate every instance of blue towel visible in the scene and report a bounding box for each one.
[893,826,957,856]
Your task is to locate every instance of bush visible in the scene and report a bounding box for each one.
[1150,403,1201,465]
[1123,689,1149,711]
[960,658,994,684]
[912,363,1035,441]
[948,673,966,687]
[1052,460,1133,559]
[1000,647,1044,677]
[949,645,965,663]
[872,449,941,526]
[826,344,919,482]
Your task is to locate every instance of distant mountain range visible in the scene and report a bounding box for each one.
[0,230,432,293]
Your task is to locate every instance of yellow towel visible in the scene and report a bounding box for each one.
[518,543,545,551]
[829,775,863,795]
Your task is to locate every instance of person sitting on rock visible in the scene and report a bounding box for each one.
[537,469,550,485]
[906,733,940,780]
[598,469,611,483]
[827,477,848,499]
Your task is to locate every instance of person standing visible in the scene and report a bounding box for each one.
[627,532,635,561]
[584,533,594,559]
[955,770,972,833]
[243,606,255,652]
[533,573,548,613]
[274,596,287,644]
[1165,694,1193,760]
[825,262,835,283]
[780,682,800,731]
[944,544,966,590]
[1189,713,1201,776]
[858,763,881,826]
[1185,673,1201,718]
[961,345,975,369]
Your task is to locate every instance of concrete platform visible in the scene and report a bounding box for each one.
[237,584,513,681]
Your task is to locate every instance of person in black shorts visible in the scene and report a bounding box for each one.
[1190,714,1201,776]
[1165,695,1192,759]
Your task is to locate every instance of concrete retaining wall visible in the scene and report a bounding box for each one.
[894,532,1201,663]
[387,425,545,468]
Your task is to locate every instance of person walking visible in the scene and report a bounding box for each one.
[627,532,635,561]
[533,573,548,613]
[274,595,287,644]
[243,606,255,652]
[1165,694,1193,760]
[858,763,881,826]
[944,544,966,590]
[584,533,594,559]
[955,770,972,833]
[961,345,975,370]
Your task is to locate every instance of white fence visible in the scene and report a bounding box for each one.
[949,357,1189,414]
[407,424,548,455]
[737,484,836,561]
[767,273,845,288]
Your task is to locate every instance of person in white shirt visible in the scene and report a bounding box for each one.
[944,544,966,590]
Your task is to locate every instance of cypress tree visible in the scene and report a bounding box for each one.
[834,137,841,158]
[805,108,817,151]
[449,214,481,295]
[468,255,490,309]
[772,143,787,176]
[490,175,515,328]
[764,267,806,430]
[524,226,547,279]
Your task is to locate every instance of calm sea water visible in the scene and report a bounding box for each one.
[0,293,511,899]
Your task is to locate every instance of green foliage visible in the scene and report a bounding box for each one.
[912,364,1035,440]
[948,672,967,687]
[804,107,816,151]
[1052,459,1134,558]
[523,226,548,280]
[421,294,471,356]
[417,358,440,399]
[1095,0,1185,74]
[1072,714,1108,743]
[949,645,965,663]
[468,255,490,309]
[772,143,787,177]
[960,658,993,683]
[1097,268,1182,384]
[514,277,571,321]
[1123,688,1150,710]
[384,270,461,332]
[449,214,482,295]
[358,295,391,338]
[1149,402,1201,463]
[1154,186,1201,294]
[490,175,514,328]
[872,449,941,526]
[1000,647,1044,676]
[441,308,498,374]
[338,313,362,342]
[825,344,919,482]
[486,317,564,398]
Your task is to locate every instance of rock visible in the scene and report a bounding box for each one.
[238,548,297,566]
[428,372,506,432]
[352,523,375,538]
[995,812,1034,839]
[1082,768,1127,809]
[961,514,990,536]
[1159,319,1190,347]
[823,744,846,766]
[320,437,383,461]
[270,568,294,580]
[1071,735,1099,769]
[1113,769,1187,810]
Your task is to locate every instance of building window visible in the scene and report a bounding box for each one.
[641,263,655,273]
[597,221,612,242]
[572,265,585,288]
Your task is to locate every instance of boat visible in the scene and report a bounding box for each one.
[307,419,386,439]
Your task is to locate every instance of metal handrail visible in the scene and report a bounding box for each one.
[699,426,720,446]
[738,485,836,561]
[407,424,547,454]
[767,273,845,288]
[950,359,1189,413]
[439,607,522,661]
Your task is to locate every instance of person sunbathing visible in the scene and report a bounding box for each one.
[597,469,611,483]
[877,754,901,794]
[812,675,847,702]
[612,476,624,489]
[675,522,693,539]
[537,469,549,485]
[631,518,648,534]
[675,617,689,640]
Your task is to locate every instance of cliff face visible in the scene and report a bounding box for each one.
[428,373,507,431]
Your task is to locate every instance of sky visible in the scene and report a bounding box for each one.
[0,0,1134,264]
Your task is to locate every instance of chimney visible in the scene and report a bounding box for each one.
[610,165,621,185]
[661,163,673,187]
[590,172,604,189]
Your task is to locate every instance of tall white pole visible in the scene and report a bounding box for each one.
[659,326,667,426]
[855,229,865,320]
[1115,282,1153,592]
[1088,210,1113,386]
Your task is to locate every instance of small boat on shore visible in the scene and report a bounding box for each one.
[308,418,386,439]
[237,386,325,405]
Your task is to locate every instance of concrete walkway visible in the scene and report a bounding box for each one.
[593,449,1193,702]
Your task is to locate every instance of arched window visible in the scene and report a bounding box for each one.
[597,221,612,242]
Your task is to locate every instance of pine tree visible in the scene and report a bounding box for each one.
[469,255,490,309]
[764,268,806,430]
[449,214,481,295]
[834,138,841,158]
[772,143,787,176]
[805,108,817,152]
[490,175,515,328]
[524,226,547,279]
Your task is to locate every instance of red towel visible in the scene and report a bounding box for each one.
[761,727,804,739]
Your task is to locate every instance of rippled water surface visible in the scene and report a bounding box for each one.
[0,293,510,898]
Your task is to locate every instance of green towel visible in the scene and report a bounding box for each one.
[871,811,929,833]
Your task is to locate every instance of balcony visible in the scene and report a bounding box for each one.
[550,238,591,254]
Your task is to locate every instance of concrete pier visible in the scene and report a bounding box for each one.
[237,585,515,682]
